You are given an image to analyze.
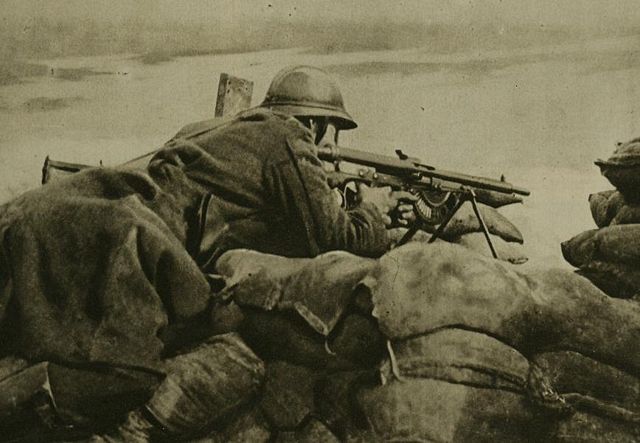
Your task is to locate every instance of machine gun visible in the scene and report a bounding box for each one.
[317,146,530,258]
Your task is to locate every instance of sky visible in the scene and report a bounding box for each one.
[3,0,640,29]
[2,0,639,63]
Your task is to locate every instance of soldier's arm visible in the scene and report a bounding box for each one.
[265,131,390,258]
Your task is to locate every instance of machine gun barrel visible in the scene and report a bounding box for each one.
[317,146,530,197]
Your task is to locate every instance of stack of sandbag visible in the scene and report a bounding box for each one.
[562,137,640,298]
[206,249,386,442]
[357,242,640,442]
[81,238,640,442]
[390,201,528,264]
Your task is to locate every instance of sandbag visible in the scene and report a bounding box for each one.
[0,360,160,441]
[239,310,362,370]
[239,309,336,369]
[218,405,271,443]
[613,203,640,225]
[345,429,384,442]
[0,356,28,382]
[388,228,528,264]
[47,364,160,429]
[259,361,319,430]
[599,165,640,199]
[532,351,640,413]
[274,418,340,443]
[362,242,640,375]
[209,299,245,335]
[589,189,620,227]
[326,313,386,369]
[422,201,524,243]
[315,370,378,439]
[587,189,640,227]
[358,378,542,442]
[145,333,264,439]
[552,411,640,442]
[239,309,385,371]
[454,232,528,264]
[382,329,530,393]
[561,224,640,267]
[217,249,375,336]
[595,137,640,198]
[561,229,598,267]
[576,260,640,299]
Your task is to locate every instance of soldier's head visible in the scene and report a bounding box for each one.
[260,65,356,148]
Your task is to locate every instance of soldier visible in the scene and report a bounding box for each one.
[0,66,414,441]
[149,65,414,271]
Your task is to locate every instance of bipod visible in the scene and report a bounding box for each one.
[397,188,500,260]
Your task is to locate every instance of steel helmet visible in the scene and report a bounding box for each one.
[260,65,357,130]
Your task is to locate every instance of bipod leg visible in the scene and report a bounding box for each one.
[427,196,467,244]
[397,220,423,246]
[469,190,499,259]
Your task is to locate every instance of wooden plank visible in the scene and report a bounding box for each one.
[215,73,253,117]
[41,156,95,184]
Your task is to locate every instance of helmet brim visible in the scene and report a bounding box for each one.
[263,104,357,130]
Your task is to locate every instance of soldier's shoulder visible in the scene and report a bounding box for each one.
[171,117,225,140]
[172,108,306,140]
[236,108,307,132]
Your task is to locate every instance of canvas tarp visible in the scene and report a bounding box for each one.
[0,166,214,371]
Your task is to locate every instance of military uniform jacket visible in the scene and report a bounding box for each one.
[148,108,389,270]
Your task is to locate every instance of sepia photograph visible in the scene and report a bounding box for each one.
[0,0,639,441]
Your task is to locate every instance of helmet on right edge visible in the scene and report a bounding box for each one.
[260,65,357,130]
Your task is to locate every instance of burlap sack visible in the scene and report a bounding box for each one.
[220,405,271,443]
[273,418,340,443]
[358,378,540,442]
[532,351,640,413]
[388,228,528,264]
[561,224,640,267]
[589,190,620,228]
[455,232,528,264]
[552,411,640,442]
[362,242,640,375]
[239,309,381,371]
[576,260,640,299]
[422,201,524,243]
[217,249,375,336]
[315,370,378,439]
[381,329,530,392]
[259,361,319,430]
[595,137,640,198]
[145,333,264,439]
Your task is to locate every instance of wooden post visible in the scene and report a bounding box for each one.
[215,73,254,117]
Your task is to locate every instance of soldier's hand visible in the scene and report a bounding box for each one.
[358,185,417,227]
[391,191,418,226]
[357,184,393,225]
